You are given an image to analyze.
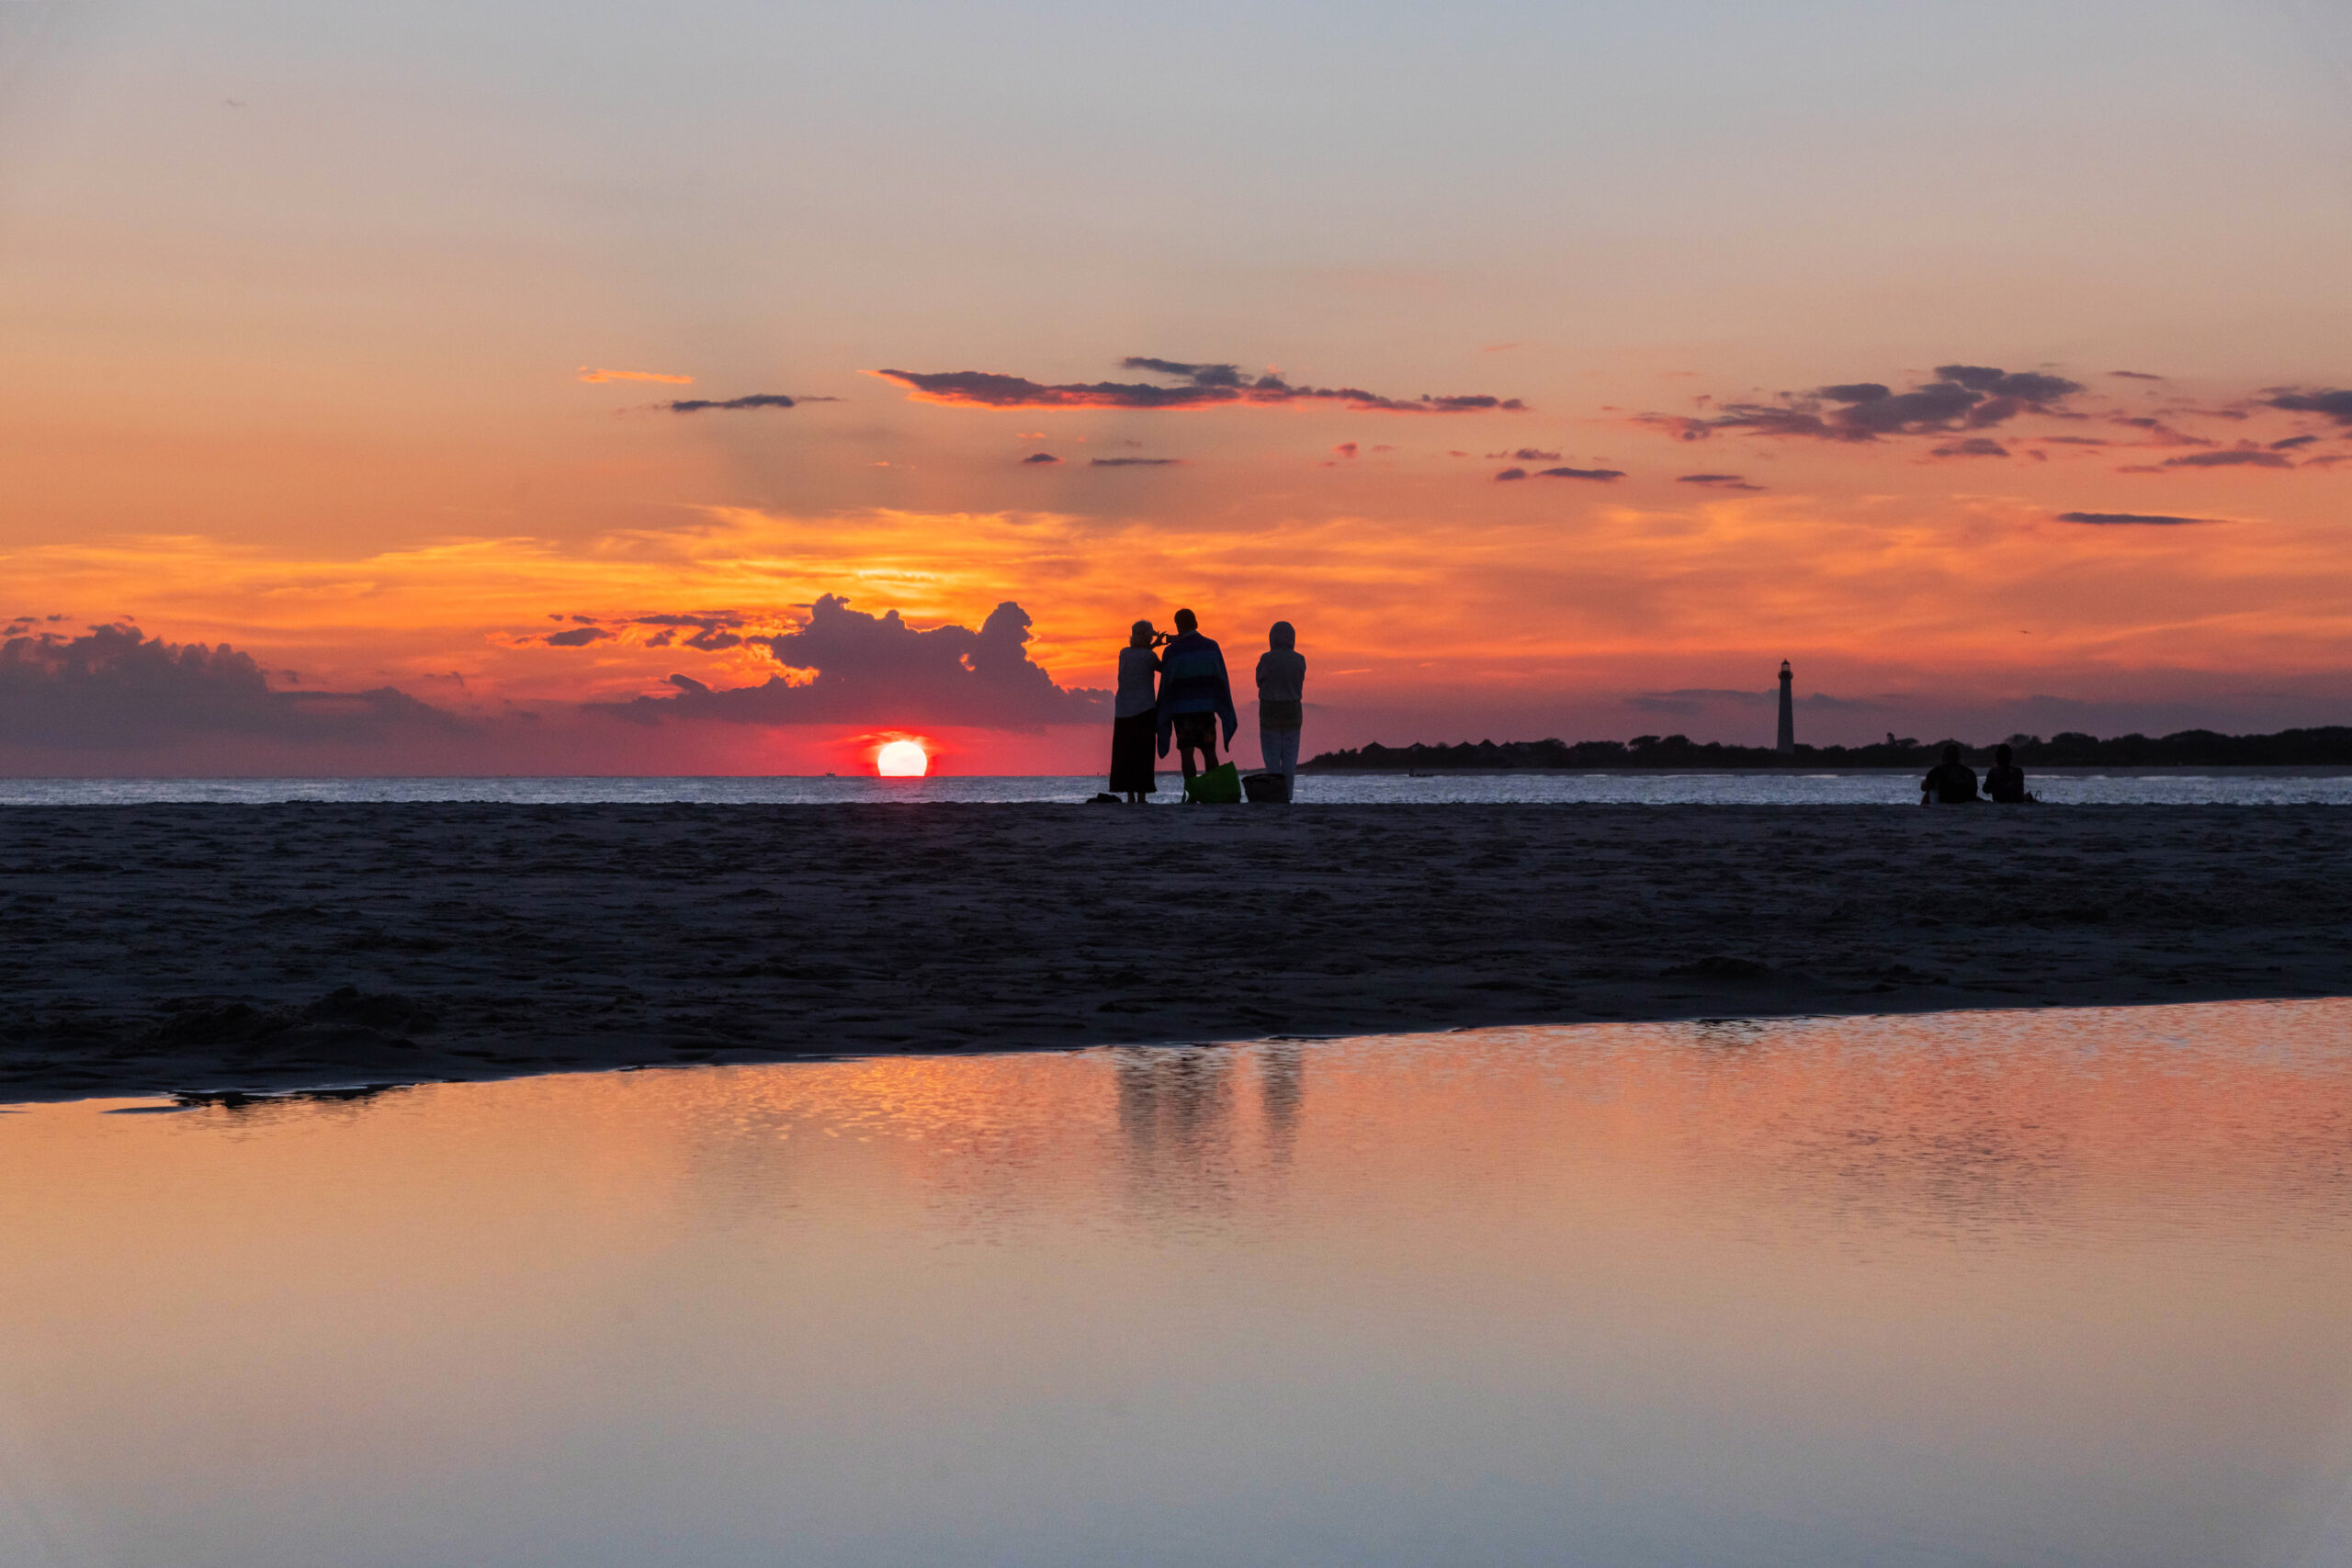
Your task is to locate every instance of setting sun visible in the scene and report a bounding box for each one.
[876,739,930,777]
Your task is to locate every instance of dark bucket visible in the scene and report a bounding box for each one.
[1242,771,1292,805]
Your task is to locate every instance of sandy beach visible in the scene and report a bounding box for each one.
[2,802,2346,1101]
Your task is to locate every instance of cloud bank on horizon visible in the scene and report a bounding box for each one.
[0,598,1107,768]
[0,626,458,749]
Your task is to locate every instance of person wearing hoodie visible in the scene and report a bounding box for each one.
[1154,607,1237,782]
[1255,621,1306,798]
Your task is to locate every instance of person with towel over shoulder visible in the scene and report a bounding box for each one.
[1155,607,1238,786]
[1255,621,1306,801]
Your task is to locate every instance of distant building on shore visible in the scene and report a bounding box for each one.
[1777,660,1795,754]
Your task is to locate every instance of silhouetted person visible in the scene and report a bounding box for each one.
[1109,619,1163,803]
[1155,607,1236,782]
[1984,742,2032,804]
[1255,620,1306,799]
[1921,742,1981,805]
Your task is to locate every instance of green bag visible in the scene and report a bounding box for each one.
[1183,761,1243,805]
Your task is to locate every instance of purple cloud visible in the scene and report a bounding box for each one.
[2267,389,2352,425]
[874,357,1525,413]
[2162,449,2293,469]
[1645,362,2085,443]
[667,393,801,413]
[597,595,1103,728]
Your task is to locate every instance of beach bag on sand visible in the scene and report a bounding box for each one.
[1184,762,1243,804]
[1242,771,1291,804]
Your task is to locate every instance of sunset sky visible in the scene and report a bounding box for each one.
[6,0,2352,773]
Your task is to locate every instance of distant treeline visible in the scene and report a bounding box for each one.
[1302,728,2352,772]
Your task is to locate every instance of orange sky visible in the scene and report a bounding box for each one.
[4,1,2351,772]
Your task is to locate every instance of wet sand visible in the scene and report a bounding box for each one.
[2,803,2346,1101]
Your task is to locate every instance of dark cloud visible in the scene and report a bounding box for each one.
[0,625,458,748]
[667,393,801,413]
[598,595,1103,729]
[1091,457,1182,467]
[2109,370,2166,380]
[1536,466,1624,480]
[872,358,1525,413]
[1120,357,1246,388]
[1679,473,1764,491]
[2108,417,2211,446]
[607,612,752,651]
[1487,447,1561,461]
[2271,434,2322,450]
[1826,380,1986,434]
[2267,389,2352,425]
[1494,468,1528,481]
[2162,449,2293,468]
[1933,366,2083,403]
[1931,437,2010,458]
[2056,512,2213,526]
[544,626,613,647]
[1654,363,2085,443]
[1022,452,1063,465]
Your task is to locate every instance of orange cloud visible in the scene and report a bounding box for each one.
[577,367,694,385]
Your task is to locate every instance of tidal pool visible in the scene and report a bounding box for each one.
[6,1000,2352,1567]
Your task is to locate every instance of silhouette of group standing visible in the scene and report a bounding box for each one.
[1109,610,1305,803]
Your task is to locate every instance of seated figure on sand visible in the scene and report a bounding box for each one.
[1983,742,2033,804]
[1255,621,1306,800]
[1155,608,1238,782]
[1920,742,1982,805]
[1108,619,1164,804]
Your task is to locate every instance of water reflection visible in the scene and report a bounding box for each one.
[5,1000,2352,1568]
[1114,1044,1241,1221]
[1259,1041,1305,1168]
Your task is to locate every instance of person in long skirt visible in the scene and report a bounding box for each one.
[1108,619,1163,802]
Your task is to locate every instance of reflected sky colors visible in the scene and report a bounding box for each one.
[6,3,2352,770]
[6,999,2352,1566]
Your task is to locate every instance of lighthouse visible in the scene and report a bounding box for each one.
[1776,660,1795,754]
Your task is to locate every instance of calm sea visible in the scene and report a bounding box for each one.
[4,769,2350,806]
[5,999,2350,1567]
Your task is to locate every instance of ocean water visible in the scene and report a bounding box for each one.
[6,999,2352,1568]
[3,768,2351,806]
